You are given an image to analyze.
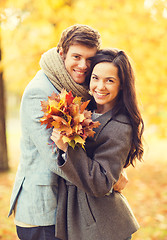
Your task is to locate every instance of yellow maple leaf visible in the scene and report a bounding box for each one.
[40,89,100,151]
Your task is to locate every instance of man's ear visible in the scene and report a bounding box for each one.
[59,47,65,60]
[59,47,63,56]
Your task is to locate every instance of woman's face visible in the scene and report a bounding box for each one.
[90,62,121,114]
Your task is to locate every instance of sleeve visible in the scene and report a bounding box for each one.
[58,121,132,197]
[21,86,69,180]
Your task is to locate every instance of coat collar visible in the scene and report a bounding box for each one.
[92,110,130,141]
[93,110,113,140]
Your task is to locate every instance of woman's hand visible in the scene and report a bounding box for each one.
[51,129,68,152]
[113,169,128,192]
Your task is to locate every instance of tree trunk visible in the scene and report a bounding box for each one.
[0,37,9,171]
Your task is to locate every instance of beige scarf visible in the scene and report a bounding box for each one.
[39,47,91,101]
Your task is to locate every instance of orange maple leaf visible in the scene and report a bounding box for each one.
[40,89,100,149]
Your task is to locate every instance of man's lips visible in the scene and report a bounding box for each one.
[74,69,86,75]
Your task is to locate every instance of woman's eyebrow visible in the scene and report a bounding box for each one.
[106,76,117,80]
[92,73,98,77]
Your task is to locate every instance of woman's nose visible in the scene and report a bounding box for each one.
[97,80,105,89]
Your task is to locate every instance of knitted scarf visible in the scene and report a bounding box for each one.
[39,47,91,101]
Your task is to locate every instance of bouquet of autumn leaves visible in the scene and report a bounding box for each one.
[40,89,100,149]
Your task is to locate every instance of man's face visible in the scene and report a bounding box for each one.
[59,44,97,84]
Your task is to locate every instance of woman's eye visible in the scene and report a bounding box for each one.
[108,79,114,83]
[92,76,98,80]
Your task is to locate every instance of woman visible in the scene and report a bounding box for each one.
[51,49,144,240]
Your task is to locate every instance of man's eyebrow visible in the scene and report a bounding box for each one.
[71,52,81,55]
[71,53,94,61]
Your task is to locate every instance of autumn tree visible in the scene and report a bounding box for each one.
[0,28,8,171]
[2,0,166,138]
[0,0,76,171]
[0,0,167,173]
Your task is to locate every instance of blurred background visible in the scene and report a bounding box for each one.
[0,0,167,239]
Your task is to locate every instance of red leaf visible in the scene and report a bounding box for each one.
[66,91,75,106]
[40,89,101,149]
[80,100,90,113]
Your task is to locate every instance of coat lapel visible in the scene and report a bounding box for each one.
[93,110,113,141]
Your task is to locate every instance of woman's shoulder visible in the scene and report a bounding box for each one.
[95,112,132,139]
[113,113,131,125]
[105,113,132,140]
[105,113,132,136]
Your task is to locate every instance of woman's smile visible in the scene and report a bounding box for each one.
[94,91,109,98]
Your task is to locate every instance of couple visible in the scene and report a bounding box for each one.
[9,24,144,240]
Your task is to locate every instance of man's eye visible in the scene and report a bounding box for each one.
[73,55,79,59]
[87,59,92,63]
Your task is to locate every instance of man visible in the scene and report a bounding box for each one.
[8,24,127,240]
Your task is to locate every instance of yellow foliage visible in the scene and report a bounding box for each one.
[0,0,167,137]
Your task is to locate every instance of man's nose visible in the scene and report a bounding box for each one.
[78,59,87,69]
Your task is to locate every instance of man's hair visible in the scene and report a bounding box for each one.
[57,24,101,54]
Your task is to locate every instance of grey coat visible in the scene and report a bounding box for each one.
[55,110,140,240]
[8,70,67,226]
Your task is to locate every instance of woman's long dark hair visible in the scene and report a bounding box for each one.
[88,49,144,167]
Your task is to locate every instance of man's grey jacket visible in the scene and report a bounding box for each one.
[8,70,66,225]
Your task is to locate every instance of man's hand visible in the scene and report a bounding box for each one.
[113,169,128,192]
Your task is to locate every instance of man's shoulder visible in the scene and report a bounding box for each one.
[24,70,58,94]
[28,70,51,87]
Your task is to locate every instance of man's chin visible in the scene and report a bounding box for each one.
[73,77,85,84]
